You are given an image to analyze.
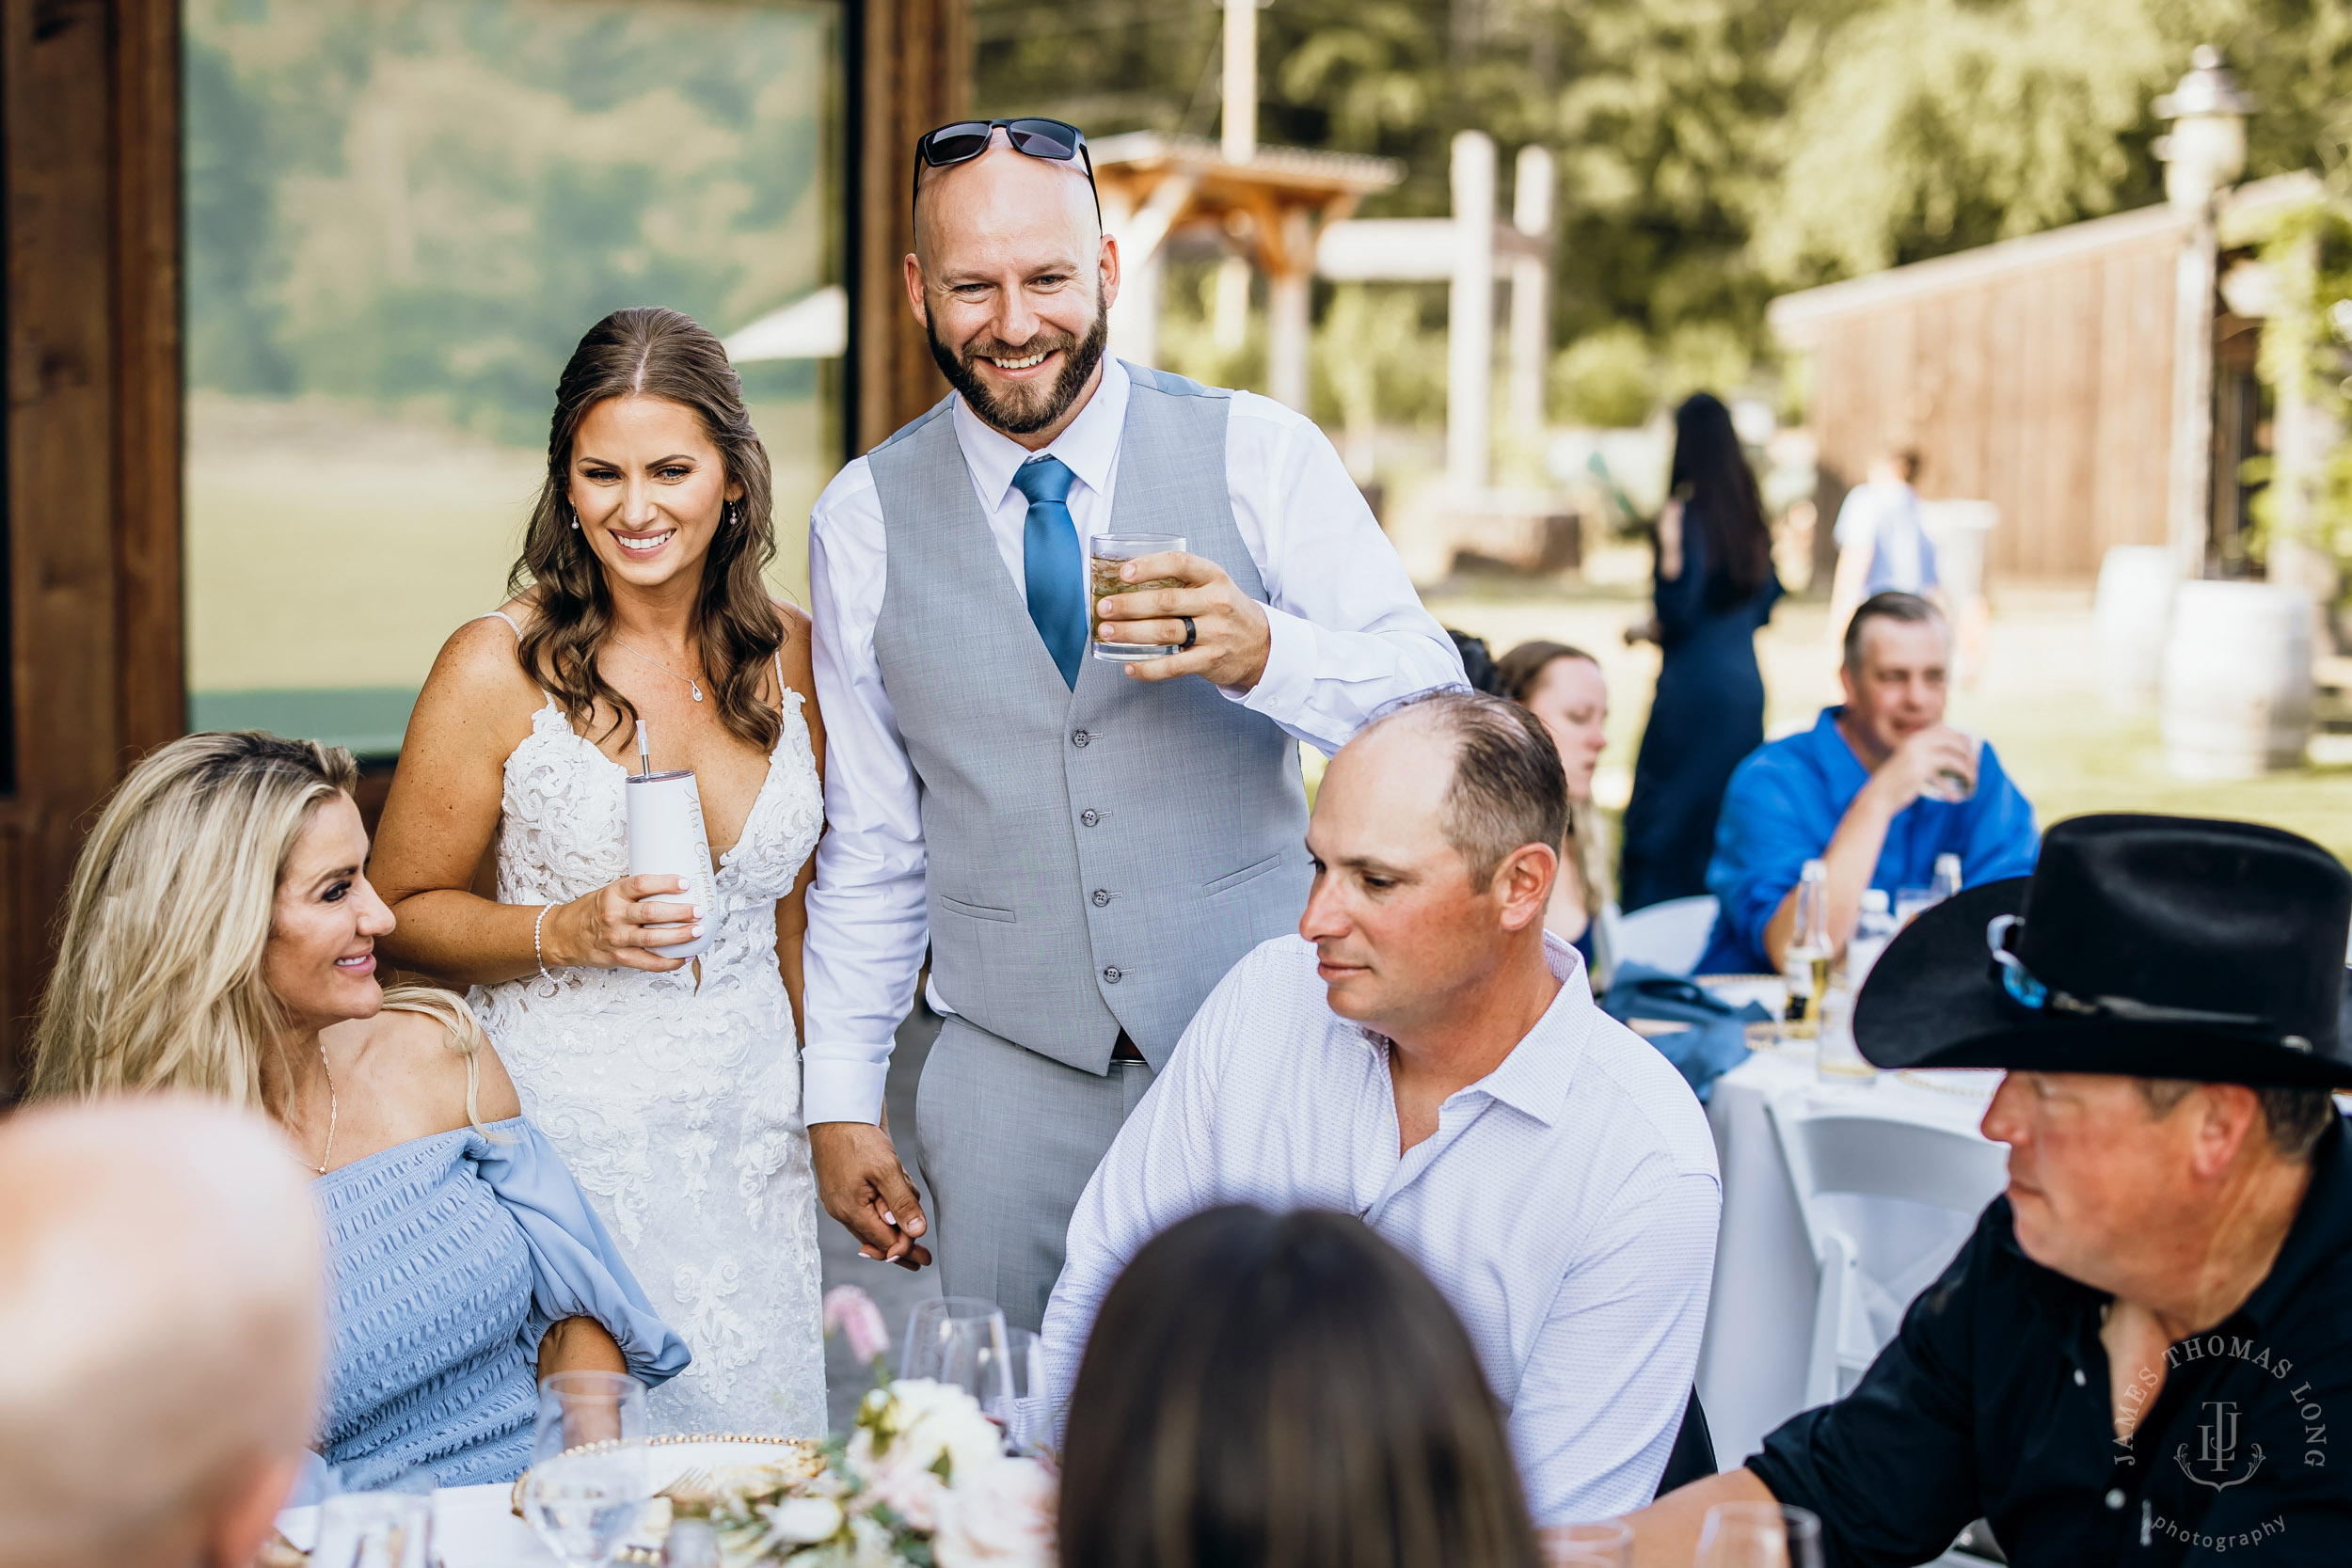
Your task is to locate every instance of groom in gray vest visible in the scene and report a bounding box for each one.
[801,119,1463,1329]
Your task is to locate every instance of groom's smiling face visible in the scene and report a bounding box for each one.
[1299,713,1517,1041]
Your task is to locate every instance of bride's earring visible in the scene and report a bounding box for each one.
[569,503,580,531]
[724,500,739,528]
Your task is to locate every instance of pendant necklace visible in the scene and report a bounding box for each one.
[310,1041,338,1175]
[612,636,705,702]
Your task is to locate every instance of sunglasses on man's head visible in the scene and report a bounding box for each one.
[912,119,1100,221]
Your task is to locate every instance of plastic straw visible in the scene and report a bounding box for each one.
[635,720,651,777]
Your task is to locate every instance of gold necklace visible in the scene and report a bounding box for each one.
[612,636,705,702]
[310,1041,339,1175]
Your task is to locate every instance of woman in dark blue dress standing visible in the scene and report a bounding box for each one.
[1620,392,1782,912]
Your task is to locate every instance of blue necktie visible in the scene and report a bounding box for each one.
[1011,456,1086,689]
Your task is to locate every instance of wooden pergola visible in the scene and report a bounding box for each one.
[0,0,967,1090]
[1092,132,1403,411]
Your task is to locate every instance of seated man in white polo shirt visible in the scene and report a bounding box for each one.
[1042,689,1722,1522]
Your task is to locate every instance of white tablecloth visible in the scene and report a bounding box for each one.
[278,1482,553,1566]
[1692,1034,2003,1470]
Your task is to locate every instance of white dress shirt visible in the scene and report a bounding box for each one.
[1040,933,1723,1525]
[802,359,1464,1125]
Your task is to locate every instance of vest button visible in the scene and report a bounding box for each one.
[1092,889,1111,907]
[1102,965,1123,983]
[1079,809,1101,827]
[2105,1489,2125,1511]
[1072,729,1092,748]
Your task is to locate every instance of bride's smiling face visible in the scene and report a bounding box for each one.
[567,395,743,594]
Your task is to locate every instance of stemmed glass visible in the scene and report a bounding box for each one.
[312,1463,434,1568]
[984,1326,1052,1455]
[519,1370,651,1568]
[1537,1519,1633,1566]
[903,1296,1014,1410]
[1694,1502,1823,1568]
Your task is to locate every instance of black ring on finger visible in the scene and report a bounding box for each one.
[1179,615,1198,651]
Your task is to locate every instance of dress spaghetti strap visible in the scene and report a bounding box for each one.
[479,610,523,640]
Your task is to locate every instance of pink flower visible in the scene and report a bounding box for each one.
[933,1455,1057,1568]
[822,1284,892,1366]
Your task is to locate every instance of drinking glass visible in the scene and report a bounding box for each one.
[1694,1501,1823,1568]
[1089,533,1188,660]
[985,1326,1053,1454]
[312,1464,433,1568]
[1537,1519,1633,1566]
[1917,729,1982,804]
[904,1296,1015,1405]
[520,1370,650,1568]
[1893,887,1940,928]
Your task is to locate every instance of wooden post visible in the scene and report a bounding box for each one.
[851,0,973,455]
[1,0,185,1091]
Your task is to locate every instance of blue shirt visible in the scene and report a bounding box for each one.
[1695,707,2040,974]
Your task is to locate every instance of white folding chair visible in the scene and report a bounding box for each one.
[1610,895,1719,975]
[1766,1089,2010,1406]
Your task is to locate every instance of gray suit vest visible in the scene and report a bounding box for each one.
[867,364,1311,1075]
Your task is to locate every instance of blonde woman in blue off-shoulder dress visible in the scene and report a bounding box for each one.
[25,731,689,1490]
[371,308,834,1438]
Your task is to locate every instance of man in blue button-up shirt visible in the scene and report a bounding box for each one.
[1695,592,2039,975]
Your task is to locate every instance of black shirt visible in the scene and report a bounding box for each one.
[1747,1118,2352,1566]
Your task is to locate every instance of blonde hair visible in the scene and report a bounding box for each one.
[27,732,487,1122]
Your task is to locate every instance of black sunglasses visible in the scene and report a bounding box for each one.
[913,119,1101,223]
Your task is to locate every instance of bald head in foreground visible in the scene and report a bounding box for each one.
[0,1098,323,1568]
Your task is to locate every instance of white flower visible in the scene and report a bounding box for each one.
[757,1497,847,1547]
[847,1378,1008,1531]
[932,1456,1057,1568]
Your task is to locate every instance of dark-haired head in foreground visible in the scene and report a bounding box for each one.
[1057,1207,1539,1568]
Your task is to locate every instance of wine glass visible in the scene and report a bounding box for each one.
[1694,1501,1823,1568]
[1537,1518,1633,1566]
[902,1296,1014,1409]
[313,1463,433,1568]
[519,1370,650,1568]
[984,1326,1052,1454]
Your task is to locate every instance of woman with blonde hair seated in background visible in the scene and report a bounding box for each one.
[1057,1207,1541,1568]
[26,730,690,1487]
[1497,640,1615,984]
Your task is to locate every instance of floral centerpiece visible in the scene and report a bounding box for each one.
[682,1287,1057,1568]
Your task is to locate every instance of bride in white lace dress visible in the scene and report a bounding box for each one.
[371,308,828,1436]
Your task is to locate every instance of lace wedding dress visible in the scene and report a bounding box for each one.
[469,638,826,1438]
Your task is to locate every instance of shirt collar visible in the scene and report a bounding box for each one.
[1349,933,1593,1129]
[950,355,1130,516]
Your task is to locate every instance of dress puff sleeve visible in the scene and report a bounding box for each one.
[470,1118,693,1386]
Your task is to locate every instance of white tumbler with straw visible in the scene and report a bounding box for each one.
[624,721,716,961]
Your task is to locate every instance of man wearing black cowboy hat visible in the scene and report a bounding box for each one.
[1629,814,2352,1565]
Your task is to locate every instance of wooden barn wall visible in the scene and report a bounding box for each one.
[1804,226,2183,582]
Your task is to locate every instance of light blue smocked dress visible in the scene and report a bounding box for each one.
[313,1117,691,1486]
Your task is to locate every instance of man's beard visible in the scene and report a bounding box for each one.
[928,302,1110,436]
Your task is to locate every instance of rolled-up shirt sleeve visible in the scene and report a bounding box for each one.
[1219,394,1464,754]
[802,460,930,1127]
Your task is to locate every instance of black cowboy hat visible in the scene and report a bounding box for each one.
[1854,814,2352,1088]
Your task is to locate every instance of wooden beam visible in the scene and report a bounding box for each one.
[1,0,183,1092]
[852,0,972,454]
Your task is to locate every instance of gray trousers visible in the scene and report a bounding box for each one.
[914,1015,1155,1333]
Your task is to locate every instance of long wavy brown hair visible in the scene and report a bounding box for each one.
[509,307,785,751]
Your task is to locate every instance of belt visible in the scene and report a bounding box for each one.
[1112,1030,1147,1063]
